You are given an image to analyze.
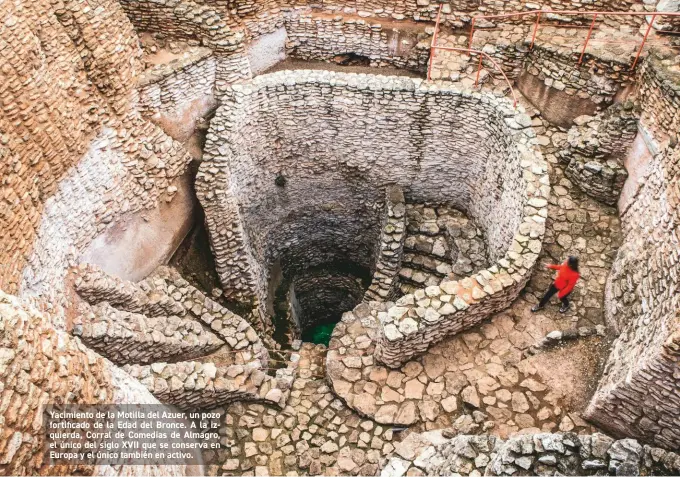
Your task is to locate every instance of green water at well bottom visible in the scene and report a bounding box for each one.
[301,322,337,346]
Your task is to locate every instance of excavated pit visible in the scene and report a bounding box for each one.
[196,70,548,371]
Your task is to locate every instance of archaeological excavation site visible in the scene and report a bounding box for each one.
[2,0,680,475]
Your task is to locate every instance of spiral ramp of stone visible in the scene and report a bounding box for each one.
[71,264,298,410]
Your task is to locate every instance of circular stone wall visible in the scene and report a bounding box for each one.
[197,70,548,360]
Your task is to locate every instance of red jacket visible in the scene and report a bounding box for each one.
[547,262,580,298]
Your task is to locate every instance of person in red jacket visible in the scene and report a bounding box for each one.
[531,256,580,313]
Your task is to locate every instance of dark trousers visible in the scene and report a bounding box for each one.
[538,283,570,308]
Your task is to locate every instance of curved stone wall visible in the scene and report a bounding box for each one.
[284,10,430,72]
[198,70,548,360]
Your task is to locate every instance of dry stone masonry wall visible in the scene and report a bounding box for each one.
[119,0,251,94]
[399,204,491,295]
[73,264,268,366]
[1,0,193,324]
[0,292,113,475]
[519,41,636,107]
[580,51,680,451]
[637,52,680,147]
[0,0,133,294]
[0,292,187,476]
[137,47,217,123]
[0,1,210,474]
[371,106,548,368]
[432,26,641,127]
[284,10,430,72]
[363,186,407,303]
[72,264,300,411]
[73,301,225,366]
[586,142,680,450]
[193,0,286,39]
[124,357,297,411]
[292,0,654,27]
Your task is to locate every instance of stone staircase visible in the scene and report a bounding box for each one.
[73,301,224,365]
[71,263,297,410]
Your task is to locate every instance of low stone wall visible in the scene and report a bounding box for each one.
[381,430,680,477]
[374,263,535,368]
[73,264,268,366]
[73,264,185,317]
[525,43,634,99]
[192,0,285,39]
[517,40,636,126]
[124,358,296,410]
[364,186,407,303]
[72,264,301,411]
[298,0,651,28]
[119,0,250,94]
[432,27,639,127]
[284,10,430,72]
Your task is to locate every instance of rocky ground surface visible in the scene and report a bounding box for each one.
[206,343,396,476]
[202,101,622,474]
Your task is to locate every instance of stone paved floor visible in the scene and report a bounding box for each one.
[203,109,622,475]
